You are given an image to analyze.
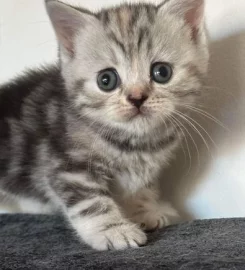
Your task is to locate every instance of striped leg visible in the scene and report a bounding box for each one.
[52,171,146,250]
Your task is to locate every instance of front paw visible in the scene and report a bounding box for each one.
[130,202,179,232]
[82,222,147,251]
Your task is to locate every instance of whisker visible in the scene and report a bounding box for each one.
[181,111,217,149]
[173,114,201,171]
[165,115,190,169]
[168,114,200,174]
[173,111,214,160]
[184,104,229,131]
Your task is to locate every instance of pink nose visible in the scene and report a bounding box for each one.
[127,94,148,109]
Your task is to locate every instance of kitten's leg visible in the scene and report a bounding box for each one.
[51,171,146,251]
[121,186,179,232]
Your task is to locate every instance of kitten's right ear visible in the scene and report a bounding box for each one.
[45,0,96,57]
[158,0,205,41]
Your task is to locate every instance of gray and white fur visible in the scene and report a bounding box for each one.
[0,0,209,250]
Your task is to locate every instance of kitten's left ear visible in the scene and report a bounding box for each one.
[159,0,205,41]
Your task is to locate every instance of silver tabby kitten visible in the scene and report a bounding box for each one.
[0,0,209,250]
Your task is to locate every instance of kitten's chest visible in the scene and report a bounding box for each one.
[112,151,164,194]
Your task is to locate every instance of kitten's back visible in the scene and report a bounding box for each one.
[0,66,62,120]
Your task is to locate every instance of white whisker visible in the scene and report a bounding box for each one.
[184,104,229,131]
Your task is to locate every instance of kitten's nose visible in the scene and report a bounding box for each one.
[127,94,148,109]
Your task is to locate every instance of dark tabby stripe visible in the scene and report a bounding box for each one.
[102,133,177,152]
[147,37,153,54]
[106,237,115,250]
[78,202,112,217]
[74,79,86,92]
[102,222,127,232]
[122,234,131,248]
[138,27,150,50]
[62,182,110,208]
[99,11,110,27]
[64,160,88,173]
[108,32,126,55]
[157,0,172,9]
[129,9,140,30]
[145,6,156,24]
[80,114,177,152]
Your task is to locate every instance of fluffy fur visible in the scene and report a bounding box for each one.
[0,0,209,250]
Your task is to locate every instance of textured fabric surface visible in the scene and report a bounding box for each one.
[0,215,245,269]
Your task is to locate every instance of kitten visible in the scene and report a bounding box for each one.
[0,0,209,250]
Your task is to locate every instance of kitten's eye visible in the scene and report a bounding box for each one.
[151,62,173,84]
[97,68,120,92]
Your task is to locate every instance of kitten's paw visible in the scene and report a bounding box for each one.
[130,202,179,232]
[85,222,147,251]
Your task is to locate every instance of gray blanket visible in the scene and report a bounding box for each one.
[0,215,245,269]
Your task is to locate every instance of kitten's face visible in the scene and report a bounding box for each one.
[46,0,209,134]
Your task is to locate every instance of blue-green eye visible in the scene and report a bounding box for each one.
[151,62,173,84]
[97,68,121,92]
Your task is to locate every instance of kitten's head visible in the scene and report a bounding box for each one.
[46,0,209,135]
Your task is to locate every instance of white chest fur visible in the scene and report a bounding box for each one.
[114,149,172,194]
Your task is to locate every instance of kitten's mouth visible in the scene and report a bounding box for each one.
[120,106,152,123]
[129,107,149,120]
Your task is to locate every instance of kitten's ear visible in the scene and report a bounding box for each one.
[159,0,205,40]
[45,0,96,56]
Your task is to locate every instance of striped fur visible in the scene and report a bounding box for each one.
[0,0,209,250]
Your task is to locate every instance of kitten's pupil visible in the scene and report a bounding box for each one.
[158,66,168,78]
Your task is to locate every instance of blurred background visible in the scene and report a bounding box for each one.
[0,0,245,219]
